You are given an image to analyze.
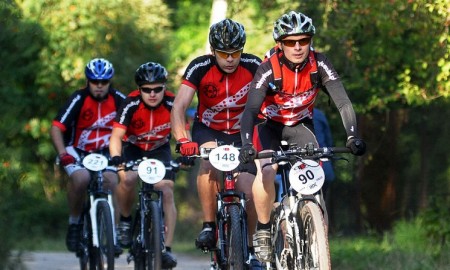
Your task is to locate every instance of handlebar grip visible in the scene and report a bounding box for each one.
[255,151,274,159]
[327,147,352,154]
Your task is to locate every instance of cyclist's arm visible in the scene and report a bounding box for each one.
[317,53,358,138]
[109,126,126,157]
[171,84,196,141]
[50,125,67,156]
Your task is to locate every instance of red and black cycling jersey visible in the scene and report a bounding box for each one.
[241,49,358,145]
[52,87,126,152]
[182,53,261,134]
[113,90,175,151]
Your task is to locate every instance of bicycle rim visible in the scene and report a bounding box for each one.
[144,201,162,270]
[95,200,115,270]
[300,203,330,270]
[226,205,245,270]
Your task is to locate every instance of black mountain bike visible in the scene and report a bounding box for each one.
[187,143,250,270]
[125,158,178,270]
[256,142,350,270]
[78,153,118,270]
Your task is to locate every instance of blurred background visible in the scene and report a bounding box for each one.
[1,0,449,269]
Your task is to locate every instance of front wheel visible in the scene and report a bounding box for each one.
[144,200,162,270]
[94,200,115,270]
[225,205,245,270]
[300,202,330,270]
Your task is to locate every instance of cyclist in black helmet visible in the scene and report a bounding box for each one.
[51,58,126,255]
[171,18,263,267]
[238,11,366,262]
[109,62,178,268]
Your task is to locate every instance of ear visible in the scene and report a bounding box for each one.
[210,46,215,55]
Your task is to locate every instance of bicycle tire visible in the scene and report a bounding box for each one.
[144,200,162,270]
[132,211,145,270]
[79,211,91,270]
[300,202,330,270]
[225,205,245,270]
[94,200,115,270]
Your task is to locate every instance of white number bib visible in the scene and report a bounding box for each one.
[209,145,240,172]
[82,153,108,172]
[138,159,166,184]
[289,160,325,195]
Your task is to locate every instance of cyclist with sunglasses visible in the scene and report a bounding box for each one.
[171,19,263,267]
[50,58,126,255]
[109,62,178,268]
[238,11,366,262]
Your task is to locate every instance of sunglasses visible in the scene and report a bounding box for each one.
[215,49,243,59]
[139,86,165,94]
[90,79,110,85]
[282,37,312,47]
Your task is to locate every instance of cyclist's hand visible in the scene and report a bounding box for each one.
[239,143,256,164]
[59,153,76,166]
[110,156,124,166]
[346,137,366,156]
[176,138,199,156]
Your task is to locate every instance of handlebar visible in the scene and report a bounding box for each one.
[256,143,351,162]
[123,158,180,173]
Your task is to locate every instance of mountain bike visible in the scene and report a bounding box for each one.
[256,142,350,270]
[77,153,118,270]
[187,143,251,270]
[124,158,178,270]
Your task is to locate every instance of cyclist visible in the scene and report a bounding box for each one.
[109,62,177,268]
[170,19,263,267]
[238,11,366,262]
[50,58,126,255]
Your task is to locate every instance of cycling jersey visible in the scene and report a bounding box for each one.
[182,53,261,134]
[241,49,358,145]
[113,90,175,151]
[52,87,126,152]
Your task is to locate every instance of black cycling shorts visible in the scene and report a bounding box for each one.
[122,142,175,181]
[192,120,257,175]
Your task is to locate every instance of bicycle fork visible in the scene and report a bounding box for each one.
[89,194,117,247]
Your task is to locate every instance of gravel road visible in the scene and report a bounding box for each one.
[23,251,211,270]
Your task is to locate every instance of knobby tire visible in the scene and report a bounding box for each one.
[144,200,162,270]
[95,200,115,270]
[300,202,330,270]
[226,205,245,270]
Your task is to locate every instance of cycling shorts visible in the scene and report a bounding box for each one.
[63,146,117,177]
[192,120,257,175]
[122,142,175,181]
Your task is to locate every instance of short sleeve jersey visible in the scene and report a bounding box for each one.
[182,53,261,134]
[52,87,126,152]
[113,90,175,151]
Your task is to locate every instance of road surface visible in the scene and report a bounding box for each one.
[23,251,211,270]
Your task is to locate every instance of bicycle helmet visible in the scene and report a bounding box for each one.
[273,11,315,41]
[85,58,114,80]
[135,62,168,86]
[209,19,246,51]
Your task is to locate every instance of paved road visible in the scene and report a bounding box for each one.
[23,251,211,270]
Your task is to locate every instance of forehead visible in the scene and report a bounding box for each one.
[140,82,164,88]
[282,34,311,40]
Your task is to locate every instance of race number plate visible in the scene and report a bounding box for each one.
[289,160,325,195]
[138,159,166,184]
[82,153,108,172]
[209,145,240,171]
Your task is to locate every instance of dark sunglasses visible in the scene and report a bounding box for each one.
[282,37,312,47]
[90,79,110,85]
[215,49,242,59]
[139,86,165,94]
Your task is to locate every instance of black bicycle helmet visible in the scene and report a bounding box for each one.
[135,62,168,86]
[209,19,246,51]
[273,11,315,41]
[85,58,114,80]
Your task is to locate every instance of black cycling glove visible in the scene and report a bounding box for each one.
[110,156,124,166]
[239,143,256,164]
[346,137,366,156]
